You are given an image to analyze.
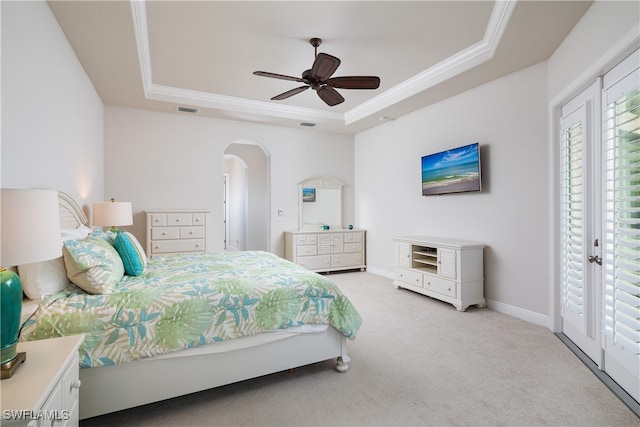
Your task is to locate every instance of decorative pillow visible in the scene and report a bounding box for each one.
[63,231,124,294]
[113,232,147,276]
[18,257,70,300]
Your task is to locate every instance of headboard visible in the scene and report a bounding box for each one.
[58,191,89,229]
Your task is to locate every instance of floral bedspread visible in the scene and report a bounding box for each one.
[19,251,362,368]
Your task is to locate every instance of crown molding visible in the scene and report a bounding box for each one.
[146,84,345,125]
[130,0,515,128]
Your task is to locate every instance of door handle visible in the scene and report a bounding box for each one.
[588,255,602,265]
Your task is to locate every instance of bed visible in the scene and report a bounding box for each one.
[18,192,362,419]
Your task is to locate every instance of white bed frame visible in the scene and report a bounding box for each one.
[57,192,351,419]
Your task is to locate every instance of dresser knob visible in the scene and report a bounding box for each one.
[70,380,82,389]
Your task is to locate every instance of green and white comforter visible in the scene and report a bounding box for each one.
[19,251,362,368]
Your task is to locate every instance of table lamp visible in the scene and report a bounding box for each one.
[93,199,133,232]
[1,189,61,379]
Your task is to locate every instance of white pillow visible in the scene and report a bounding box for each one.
[18,225,92,300]
[18,257,70,300]
[61,224,93,241]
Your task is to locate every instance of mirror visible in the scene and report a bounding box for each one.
[298,176,344,230]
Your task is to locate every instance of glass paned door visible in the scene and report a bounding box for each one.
[559,80,602,366]
[601,50,640,403]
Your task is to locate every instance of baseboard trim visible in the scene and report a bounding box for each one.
[363,270,551,328]
[366,267,394,279]
[555,333,640,418]
[484,299,549,328]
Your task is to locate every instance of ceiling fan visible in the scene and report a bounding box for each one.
[253,38,380,107]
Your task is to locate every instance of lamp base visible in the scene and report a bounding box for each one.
[1,352,26,379]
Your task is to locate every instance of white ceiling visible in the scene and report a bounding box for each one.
[48,0,592,134]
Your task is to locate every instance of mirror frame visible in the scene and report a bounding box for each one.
[298,176,344,230]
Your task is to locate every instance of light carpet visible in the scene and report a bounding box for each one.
[82,271,638,426]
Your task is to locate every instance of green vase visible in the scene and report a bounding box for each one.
[1,268,23,365]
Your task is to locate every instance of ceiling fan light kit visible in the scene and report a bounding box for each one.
[253,38,380,107]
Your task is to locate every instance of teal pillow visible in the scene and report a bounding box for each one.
[113,231,147,276]
[63,232,125,294]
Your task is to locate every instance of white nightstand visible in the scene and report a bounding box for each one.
[1,335,84,426]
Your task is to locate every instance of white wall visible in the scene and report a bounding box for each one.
[1,0,104,211]
[547,0,639,101]
[104,106,354,256]
[355,62,550,323]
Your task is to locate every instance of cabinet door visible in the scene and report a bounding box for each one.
[438,248,457,280]
[331,233,344,253]
[396,243,412,268]
[318,235,331,255]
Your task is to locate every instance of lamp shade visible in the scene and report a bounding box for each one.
[93,200,133,228]
[1,189,62,266]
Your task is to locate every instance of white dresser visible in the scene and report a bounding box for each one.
[145,210,209,258]
[393,236,485,312]
[284,229,366,273]
[1,335,84,426]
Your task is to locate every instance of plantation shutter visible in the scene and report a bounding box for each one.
[601,58,640,355]
[560,107,587,331]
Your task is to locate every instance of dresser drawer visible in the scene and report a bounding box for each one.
[395,268,422,287]
[423,275,456,298]
[151,227,179,240]
[180,226,205,239]
[150,213,167,227]
[192,213,206,226]
[297,255,331,270]
[344,242,362,253]
[296,245,318,256]
[344,232,363,243]
[151,239,205,254]
[167,213,193,226]
[295,234,317,245]
[332,253,364,268]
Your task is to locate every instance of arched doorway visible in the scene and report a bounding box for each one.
[223,141,270,251]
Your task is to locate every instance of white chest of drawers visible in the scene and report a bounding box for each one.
[146,210,209,258]
[284,229,366,273]
[1,335,84,426]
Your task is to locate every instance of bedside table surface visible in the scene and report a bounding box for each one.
[0,335,84,411]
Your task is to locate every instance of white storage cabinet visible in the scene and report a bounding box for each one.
[284,230,366,273]
[146,210,209,258]
[393,236,485,311]
[0,335,84,426]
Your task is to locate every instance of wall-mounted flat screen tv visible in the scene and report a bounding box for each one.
[421,142,481,196]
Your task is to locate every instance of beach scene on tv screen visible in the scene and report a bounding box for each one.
[422,143,480,195]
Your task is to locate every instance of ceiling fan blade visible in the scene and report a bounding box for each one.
[317,86,344,106]
[253,71,304,83]
[327,76,380,89]
[271,85,309,101]
[311,53,341,81]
